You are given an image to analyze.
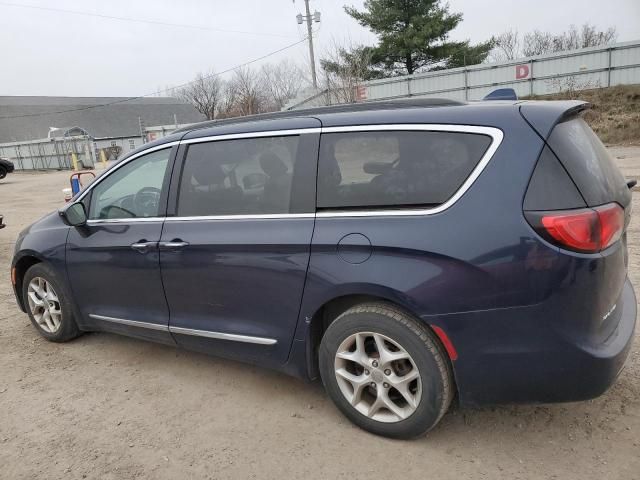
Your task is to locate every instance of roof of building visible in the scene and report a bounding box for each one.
[0,96,206,143]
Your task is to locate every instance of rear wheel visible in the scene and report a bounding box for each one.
[319,303,453,439]
[0,166,7,179]
[22,263,81,342]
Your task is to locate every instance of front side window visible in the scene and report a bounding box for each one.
[177,136,300,216]
[317,131,492,209]
[88,148,171,219]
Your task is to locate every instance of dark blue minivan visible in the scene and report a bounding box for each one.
[11,99,636,438]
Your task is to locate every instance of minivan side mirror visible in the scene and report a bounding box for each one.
[59,202,87,227]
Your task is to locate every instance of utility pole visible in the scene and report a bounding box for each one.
[295,0,321,89]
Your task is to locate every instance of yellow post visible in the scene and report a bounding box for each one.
[100,149,107,169]
[71,151,78,171]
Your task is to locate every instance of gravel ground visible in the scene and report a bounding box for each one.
[1,147,639,480]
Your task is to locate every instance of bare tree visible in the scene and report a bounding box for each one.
[490,24,618,61]
[177,71,224,120]
[320,39,377,104]
[522,30,554,57]
[216,81,240,119]
[546,75,602,98]
[489,30,520,62]
[565,24,617,49]
[228,66,268,116]
[522,24,616,57]
[261,60,304,111]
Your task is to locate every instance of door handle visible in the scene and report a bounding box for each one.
[130,241,157,254]
[159,240,190,251]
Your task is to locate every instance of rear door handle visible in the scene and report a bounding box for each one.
[131,241,157,254]
[159,240,190,251]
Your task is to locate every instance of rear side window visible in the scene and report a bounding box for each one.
[547,118,629,207]
[177,136,299,216]
[317,131,492,209]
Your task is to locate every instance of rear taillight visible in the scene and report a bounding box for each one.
[526,203,624,253]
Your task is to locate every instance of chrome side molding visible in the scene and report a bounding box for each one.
[169,326,277,345]
[89,314,277,345]
[89,314,169,331]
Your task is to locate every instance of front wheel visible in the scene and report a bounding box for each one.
[319,303,454,439]
[22,263,81,342]
[0,166,6,180]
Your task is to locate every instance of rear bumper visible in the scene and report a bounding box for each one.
[447,277,636,407]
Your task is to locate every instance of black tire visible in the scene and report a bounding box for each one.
[22,263,81,342]
[0,166,6,180]
[319,303,454,439]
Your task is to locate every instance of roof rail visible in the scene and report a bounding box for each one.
[174,98,466,134]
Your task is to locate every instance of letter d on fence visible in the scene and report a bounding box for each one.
[516,65,530,79]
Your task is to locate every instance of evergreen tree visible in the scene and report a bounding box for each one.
[345,0,494,75]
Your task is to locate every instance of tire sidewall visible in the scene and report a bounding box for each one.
[22,263,79,342]
[319,307,450,439]
[0,167,6,179]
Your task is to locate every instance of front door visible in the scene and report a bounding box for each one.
[160,129,319,365]
[66,146,175,344]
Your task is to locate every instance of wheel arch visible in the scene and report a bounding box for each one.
[303,291,458,394]
[12,252,45,312]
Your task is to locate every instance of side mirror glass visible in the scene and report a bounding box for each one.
[60,202,87,227]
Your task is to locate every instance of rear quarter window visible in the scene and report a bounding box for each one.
[317,130,492,209]
[547,118,629,207]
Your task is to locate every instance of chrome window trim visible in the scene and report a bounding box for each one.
[165,213,314,222]
[85,214,314,224]
[86,217,165,225]
[169,326,277,345]
[74,124,502,222]
[89,314,278,345]
[89,314,169,331]
[181,127,320,145]
[316,124,504,218]
[75,141,179,204]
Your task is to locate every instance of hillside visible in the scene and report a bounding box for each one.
[527,85,640,145]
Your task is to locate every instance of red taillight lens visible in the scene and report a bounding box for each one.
[527,203,625,253]
[596,203,625,249]
[541,209,599,252]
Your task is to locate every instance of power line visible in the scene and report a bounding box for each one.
[0,1,295,39]
[0,38,308,120]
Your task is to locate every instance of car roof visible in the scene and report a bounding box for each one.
[143,97,588,147]
[173,98,468,134]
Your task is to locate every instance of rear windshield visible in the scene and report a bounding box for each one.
[317,131,492,210]
[547,117,629,207]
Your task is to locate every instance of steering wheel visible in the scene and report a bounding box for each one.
[133,187,161,217]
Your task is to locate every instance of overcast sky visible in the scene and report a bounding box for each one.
[0,0,638,97]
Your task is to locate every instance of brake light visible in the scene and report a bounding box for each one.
[527,203,624,253]
[597,203,625,248]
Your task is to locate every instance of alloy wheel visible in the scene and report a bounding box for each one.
[334,331,422,423]
[27,277,62,333]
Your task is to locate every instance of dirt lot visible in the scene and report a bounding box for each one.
[1,148,640,480]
